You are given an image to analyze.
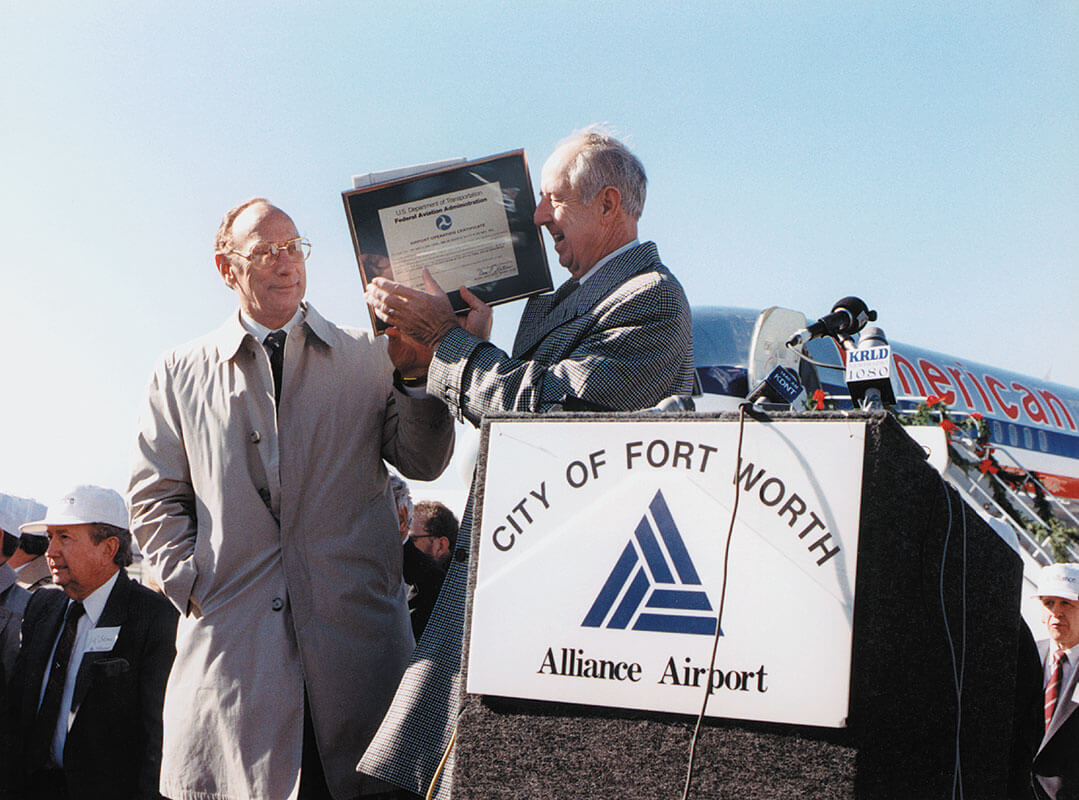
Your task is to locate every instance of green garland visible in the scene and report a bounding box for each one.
[893,396,1079,562]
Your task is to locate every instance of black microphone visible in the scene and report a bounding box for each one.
[787,296,877,347]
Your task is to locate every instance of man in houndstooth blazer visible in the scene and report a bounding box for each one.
[362,126,694,799]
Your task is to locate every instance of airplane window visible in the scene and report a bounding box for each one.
[1038,430,1048,452]
[1008,424,1018,446]
[1023,428,1033,449]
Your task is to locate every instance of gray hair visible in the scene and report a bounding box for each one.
[214,197,272,255]
[556,125,647,220]
[388,474,413,529]
[89,522,134,568]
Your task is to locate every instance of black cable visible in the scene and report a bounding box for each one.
[937,475,968,800]
[681,404,749,800]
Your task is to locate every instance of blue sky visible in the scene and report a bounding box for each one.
[2,2,1076,504]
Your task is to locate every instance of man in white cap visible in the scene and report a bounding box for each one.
[1,485,177,800]
[0,523,32,691]
[0,493,51,591]
[0,494,49,691]
[1032,562,1079,799]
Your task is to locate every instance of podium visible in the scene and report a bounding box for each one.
[454,411,1024,799]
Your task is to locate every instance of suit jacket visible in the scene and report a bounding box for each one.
[360,242,694,798]
[427,241,694,425]
[1,571,178,799]
[1034,639,1079,800]
[0,564,30,691]
[128,303,454,800]
[14,556,52,591]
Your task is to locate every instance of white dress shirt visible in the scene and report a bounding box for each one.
[39,569,120,766]
[1044,640,1079,700]
[576,239,640,285]
[239,305,304,342]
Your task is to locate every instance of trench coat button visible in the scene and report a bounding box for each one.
[272,597,284,611]
[250,430,261,444]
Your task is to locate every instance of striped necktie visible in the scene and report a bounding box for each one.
[1045,649,1067,731]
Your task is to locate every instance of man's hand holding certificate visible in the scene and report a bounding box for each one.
[365,269,493,378]
[343,150,551,334]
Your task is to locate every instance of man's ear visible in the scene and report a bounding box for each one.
[435,536,451,560]
[215,253,236,288]
[101,535,120,563]
[598,185,622,218]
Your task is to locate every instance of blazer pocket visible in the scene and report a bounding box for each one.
[92,657,131,678]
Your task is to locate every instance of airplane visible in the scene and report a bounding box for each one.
[690,303,1079,628]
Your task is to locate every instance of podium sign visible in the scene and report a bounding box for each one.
[466,418,866,728]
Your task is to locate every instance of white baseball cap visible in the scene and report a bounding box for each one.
[19,485,129,535]
[1035,563,1079,601]
[0,493,46,536]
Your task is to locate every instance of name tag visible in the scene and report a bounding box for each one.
[86,627,121,653]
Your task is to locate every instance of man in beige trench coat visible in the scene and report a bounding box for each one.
[128,198,454,800]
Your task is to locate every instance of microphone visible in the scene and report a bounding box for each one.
[845,326,896,410]
[787,296,877,347]
[745,364,802,406]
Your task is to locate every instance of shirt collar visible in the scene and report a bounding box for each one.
[75,569,120,626]
[1056,640,1079,662]
[211,301,334,362]
[576,239,640,286]
[239,306,305,342]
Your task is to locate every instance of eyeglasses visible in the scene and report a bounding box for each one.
[409,534,444,540]
[229,237,312,266]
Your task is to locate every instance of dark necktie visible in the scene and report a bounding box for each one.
[30,601,84,768]
[1045,649,1067,730]
[264,330,286,407]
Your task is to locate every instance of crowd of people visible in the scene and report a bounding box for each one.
[0,125,1073,800]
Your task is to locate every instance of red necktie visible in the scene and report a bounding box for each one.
[1045,649,1067,731]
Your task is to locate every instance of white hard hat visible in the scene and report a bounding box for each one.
[1035,563,1079,602]
[19,485,128,535]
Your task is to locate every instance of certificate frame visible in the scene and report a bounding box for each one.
[342,149,552,333]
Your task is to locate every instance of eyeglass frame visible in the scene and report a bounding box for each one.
[226,236,312,266]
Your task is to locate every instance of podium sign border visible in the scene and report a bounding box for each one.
[466,416,866,728]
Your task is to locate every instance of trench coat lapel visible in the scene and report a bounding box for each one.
[71,572,129,716]
[511,243,656,358]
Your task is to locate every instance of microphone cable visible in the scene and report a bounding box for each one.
[936,473,968,800]
[784,339,851,370]
[424,724,458,800]
[681,402,749,800]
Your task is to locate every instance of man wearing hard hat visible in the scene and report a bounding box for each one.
[1032,563,1079,799]
[1,485,177,800]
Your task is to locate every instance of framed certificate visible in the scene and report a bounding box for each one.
[343,150,553,333]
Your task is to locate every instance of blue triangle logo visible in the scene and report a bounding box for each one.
[582,490,718,636]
